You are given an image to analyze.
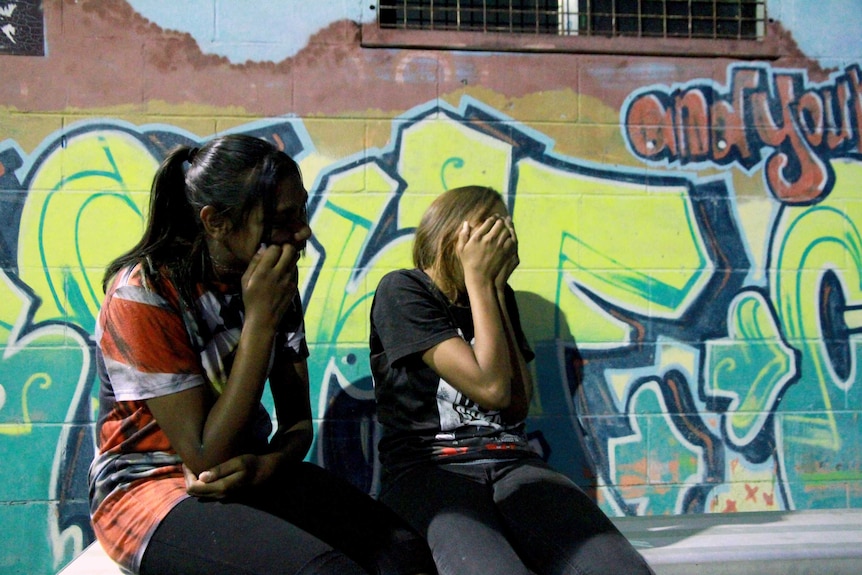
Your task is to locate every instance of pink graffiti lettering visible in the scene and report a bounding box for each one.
[624,65,862,205]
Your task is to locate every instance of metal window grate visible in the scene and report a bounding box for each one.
[377,0,766,40]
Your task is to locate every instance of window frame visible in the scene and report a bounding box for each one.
[361,1,780,60]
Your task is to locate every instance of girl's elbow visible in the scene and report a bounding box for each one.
[181,454,210,477]
[502,399,529,423]
[480,385,511,411]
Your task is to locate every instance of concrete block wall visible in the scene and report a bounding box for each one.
[1,1,861,573]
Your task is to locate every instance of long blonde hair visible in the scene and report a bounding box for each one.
[413,185,505,302]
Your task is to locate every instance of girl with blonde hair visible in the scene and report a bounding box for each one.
[370,185,653,575]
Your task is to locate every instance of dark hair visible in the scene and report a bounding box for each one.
[103,134,301,304]
[413,185,505,301]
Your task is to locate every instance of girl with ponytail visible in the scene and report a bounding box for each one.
[89,134,435,575]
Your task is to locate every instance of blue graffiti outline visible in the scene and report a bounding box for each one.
[304,95,761,515]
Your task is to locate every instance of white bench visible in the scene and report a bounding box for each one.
[616,508,862,575]
[57,542,120,575]
[58,509,862,575]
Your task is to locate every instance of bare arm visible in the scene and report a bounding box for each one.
[183,357,313,498]
[267,356,313,463]
[147,244,300,476]
[496,216,532,422]
[422,217,517,411]
[498,289,533,422]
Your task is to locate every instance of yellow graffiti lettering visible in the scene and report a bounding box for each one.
[513,157,711,346]
[18,130,155,327]
[772,160,862,450]
[302,162,395,345]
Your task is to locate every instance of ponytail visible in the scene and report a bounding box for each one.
[102,145,199,291]
[103,134,301,303]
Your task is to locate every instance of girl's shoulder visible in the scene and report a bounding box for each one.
[376,269,459,325]
[379,268,449,301]
[382,267,424,281]
[105,262,184,309]
[379,267,431,291]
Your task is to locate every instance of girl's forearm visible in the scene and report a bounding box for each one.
[464,274,514,407]
[498,287,532,422]
[269,420,313,463]
[197,323,276,467]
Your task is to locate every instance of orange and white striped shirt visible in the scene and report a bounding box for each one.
[88,263,307,573]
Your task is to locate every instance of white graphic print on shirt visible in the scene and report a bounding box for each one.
[434,329,503,433]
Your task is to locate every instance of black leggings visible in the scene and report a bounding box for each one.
[139,462,435,575]
[380,458,654,575]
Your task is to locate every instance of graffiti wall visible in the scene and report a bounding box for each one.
[1,1,861,573]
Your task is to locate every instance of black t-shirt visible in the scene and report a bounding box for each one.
[369,268,537,475]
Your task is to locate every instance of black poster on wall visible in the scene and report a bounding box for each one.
[0,0,45,56]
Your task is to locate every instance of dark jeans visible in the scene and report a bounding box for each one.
[379,457,655,575]
[139,461,435,575]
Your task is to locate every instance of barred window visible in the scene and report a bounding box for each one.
[377,0,766,40]
[379,0,561,35]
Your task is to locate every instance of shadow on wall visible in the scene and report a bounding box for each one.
[516,289,599,498]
